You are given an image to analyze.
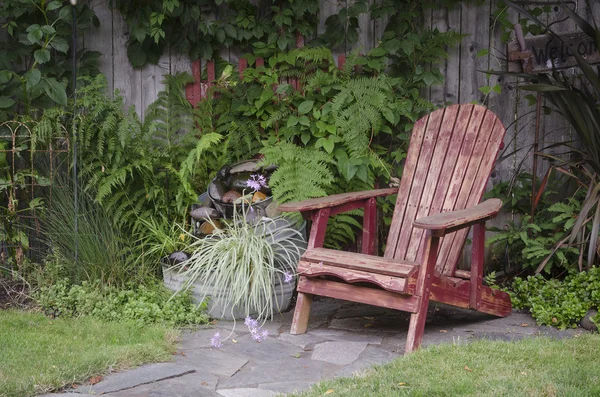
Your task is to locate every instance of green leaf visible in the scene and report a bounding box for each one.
[368,47,387,57]
[382,108,395,124]
[58,6,71,21]
[43,77,67,106]
[298,100,314,115]
[0,96,15,109]
[338,156,357,181]
[133,26,147,43]
[322,138,334,154]
[40,25,56,35]
[277,35,288,51]
[216,28,226,43]
[50,37,69,53]
[28,197,45,209]
[286,116,298,127]
[300,132,310,145]
[421,71,437,86]
[26,24,43,44]
[224,24,237,39]
[298,116,310,126]
[47,0,62,10]
[525,94,537,106]
[0,70,12,85]
[25,69,41,90]
[34,49,51,64]
[127,42,147,68]
[476,49,489,58]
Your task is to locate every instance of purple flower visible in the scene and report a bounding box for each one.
[283,271,294,283]
[211,332,223,348]
[245,316,269,343]
[246,179,262,192]
[250,327,269,343]
[245,316,259,329]
[246,174,268,192]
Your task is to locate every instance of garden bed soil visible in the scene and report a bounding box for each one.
[0,277,31,309]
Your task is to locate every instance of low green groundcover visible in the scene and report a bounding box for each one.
[0,310,178,397]
[293,335,600,397]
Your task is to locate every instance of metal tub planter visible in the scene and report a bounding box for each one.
[163,214,307,321]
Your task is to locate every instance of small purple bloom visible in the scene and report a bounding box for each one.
[211,332,223,348]
[246,179,262,192]
[284,271,294,283]
[246,174,268,192]
[250,327,268,343]
[245,316,259,329]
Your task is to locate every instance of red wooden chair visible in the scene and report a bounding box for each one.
[279,104,512,353]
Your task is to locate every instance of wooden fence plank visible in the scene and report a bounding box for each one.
[87,0,114,93]
[111,9,142,114]
[141,52,170,119]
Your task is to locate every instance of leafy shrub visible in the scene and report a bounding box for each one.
[509,267,600,329]
[35,279,208,327]
[485,173,584,275]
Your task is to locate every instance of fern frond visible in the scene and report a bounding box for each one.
[261,143,335,204]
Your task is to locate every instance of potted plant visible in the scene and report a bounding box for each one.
[163,205,306,320]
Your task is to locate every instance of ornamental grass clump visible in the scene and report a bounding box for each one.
[172,205,305,322]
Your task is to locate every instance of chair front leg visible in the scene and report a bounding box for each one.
[290,287,312,335]
[470,221,485,310]
[406,230,440,353]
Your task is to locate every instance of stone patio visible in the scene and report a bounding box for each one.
[40,298,587,397]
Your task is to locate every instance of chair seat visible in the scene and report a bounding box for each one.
[302,248,417,277]
[298,248,418,293]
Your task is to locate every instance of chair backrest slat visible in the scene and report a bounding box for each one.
[383,104,506,276]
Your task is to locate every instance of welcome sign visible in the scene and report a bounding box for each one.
[508,32,600,73]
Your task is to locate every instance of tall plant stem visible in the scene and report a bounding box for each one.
[72,3,79,264]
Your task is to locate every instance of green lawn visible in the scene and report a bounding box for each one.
[0,310,178,397]
[293,335,600,397]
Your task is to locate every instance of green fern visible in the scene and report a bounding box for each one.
[260,143,335,204]
[332,76,392,157]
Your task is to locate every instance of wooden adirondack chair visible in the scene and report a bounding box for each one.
[278,104,512,353]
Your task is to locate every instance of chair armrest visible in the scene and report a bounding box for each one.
[278,188,399,212]
[413,198,502,235]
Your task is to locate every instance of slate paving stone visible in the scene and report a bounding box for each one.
[217,388,279,397]
[175,348,249,377]
[108,372,220,397]
[39,394,98,397]
[73,363,195,394]
[214,317,284,334]
[537,326,586,339]
[217,333,302,363]
[278,332,327,349]
[217,357,324,389]
[329,345,398,378]
[180,328,239,350]
[311,341,369,365]
[308,328,383,344]
[257,381,316,394]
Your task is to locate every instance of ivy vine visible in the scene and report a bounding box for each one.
[110,0,467,68]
